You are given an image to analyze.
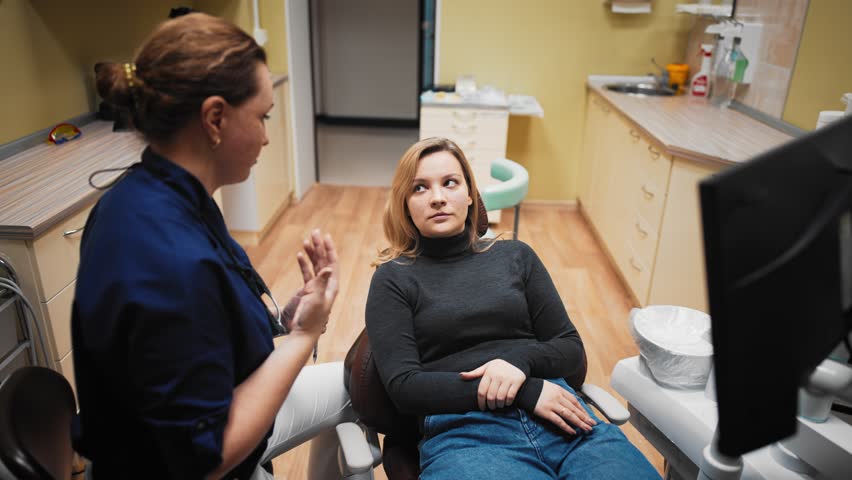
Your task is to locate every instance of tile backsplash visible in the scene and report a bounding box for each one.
[684,0,809,118]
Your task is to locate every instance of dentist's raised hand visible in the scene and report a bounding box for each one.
[460,359,526,410]
[290,230,339,337]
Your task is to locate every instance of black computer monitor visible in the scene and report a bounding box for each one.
[699,115,852,457]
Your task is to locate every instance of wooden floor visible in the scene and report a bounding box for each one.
[245,184,663,479]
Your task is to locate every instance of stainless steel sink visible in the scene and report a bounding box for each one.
[605,82,676,97]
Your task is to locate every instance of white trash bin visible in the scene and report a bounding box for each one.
[629,305,714,389]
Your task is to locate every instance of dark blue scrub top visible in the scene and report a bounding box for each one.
[72,147,275,479]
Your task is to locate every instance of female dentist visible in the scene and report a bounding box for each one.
[72,13,346,480]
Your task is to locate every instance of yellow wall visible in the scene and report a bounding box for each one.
[439,0,693,201]
[195,0,253,32]
[0,0,287,146]
[0,0,177,144]
[783,0,852,130]
[260,0,289,74]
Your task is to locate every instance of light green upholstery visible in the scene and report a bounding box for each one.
[480,158,529,239]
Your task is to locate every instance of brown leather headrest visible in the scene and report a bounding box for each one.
[344,329,419,439]
[475,191,488,237]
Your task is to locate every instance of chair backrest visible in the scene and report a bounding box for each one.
[0,367,76,480]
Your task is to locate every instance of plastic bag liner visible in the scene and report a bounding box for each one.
[629,305,714,389]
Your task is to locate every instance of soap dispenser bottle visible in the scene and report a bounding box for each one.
[690,44,713,97]
[723,37,749,107]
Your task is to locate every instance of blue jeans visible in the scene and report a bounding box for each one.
[418,379,660,480]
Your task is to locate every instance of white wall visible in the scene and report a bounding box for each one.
[314,0,419,119]
[286,0,317,198]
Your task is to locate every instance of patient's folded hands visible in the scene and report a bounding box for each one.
[534,381,596,435]
[460,359,527,410]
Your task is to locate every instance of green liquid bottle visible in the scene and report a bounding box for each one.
[730,37,749,83]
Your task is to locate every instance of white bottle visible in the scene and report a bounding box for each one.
[690,44,713,97]
[708,34,728,105]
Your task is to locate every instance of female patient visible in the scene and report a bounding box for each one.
[366,138,660,479]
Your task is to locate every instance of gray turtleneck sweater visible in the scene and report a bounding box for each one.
[365,231,585,416]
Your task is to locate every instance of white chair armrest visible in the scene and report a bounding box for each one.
[581,384,630,426]
[335,422,380,475]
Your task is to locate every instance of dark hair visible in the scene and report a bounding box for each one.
[95,13,267,144]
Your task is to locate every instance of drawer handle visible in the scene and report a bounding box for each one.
[63,226,85,237]
[635,222,648,238]
[641,184,655,200]
[451,122,477,133]
[629,257,643,272]
[629,129,640,141]
[647,145,661,159]
[452,110,477,121]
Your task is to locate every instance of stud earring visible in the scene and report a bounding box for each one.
[212,138,221,150]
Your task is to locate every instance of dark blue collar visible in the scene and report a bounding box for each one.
[140,146,215,216]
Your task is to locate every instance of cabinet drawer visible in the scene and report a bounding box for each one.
[421,107,509,132]
[32,203,93,301]
[617,240,653,304]
[628,211,659,267]
[638,140,672,198]
[465,147,504,170]
[421,108,508,149]
[634,177,667,232]
[419,129,507,152]
[44,279,75,361]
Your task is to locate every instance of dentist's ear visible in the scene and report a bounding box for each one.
[200,96,227,147]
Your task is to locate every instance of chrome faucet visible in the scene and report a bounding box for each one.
[649,58,670,89]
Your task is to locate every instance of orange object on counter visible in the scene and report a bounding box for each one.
[666,63,690,94]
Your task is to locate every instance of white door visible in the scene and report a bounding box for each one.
[286,0,317,199]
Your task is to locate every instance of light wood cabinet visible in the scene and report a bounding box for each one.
[647,160,719,312]
[579,90,716,310]
[0,202,94,395]
[222,78,294,246]
[419,105,510,223]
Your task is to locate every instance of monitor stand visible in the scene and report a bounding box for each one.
[698,356,852,480]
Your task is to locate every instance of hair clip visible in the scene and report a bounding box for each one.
[124,63,137,88]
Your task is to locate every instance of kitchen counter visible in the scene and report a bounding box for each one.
[0,121,144,240]
[0,73,289,241]
[587,76,792,166]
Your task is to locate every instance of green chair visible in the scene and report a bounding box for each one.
[480,158,529,240]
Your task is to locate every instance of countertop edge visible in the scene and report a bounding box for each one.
[586,83,736,166]
[585,80,790,167]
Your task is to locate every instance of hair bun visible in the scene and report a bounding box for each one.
[94,62,134,110]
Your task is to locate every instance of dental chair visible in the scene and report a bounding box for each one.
[480,158,529,240]
[0,367,76,480]
[337,195,631,480]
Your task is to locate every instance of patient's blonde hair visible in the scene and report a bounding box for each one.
[374,138,487,265]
